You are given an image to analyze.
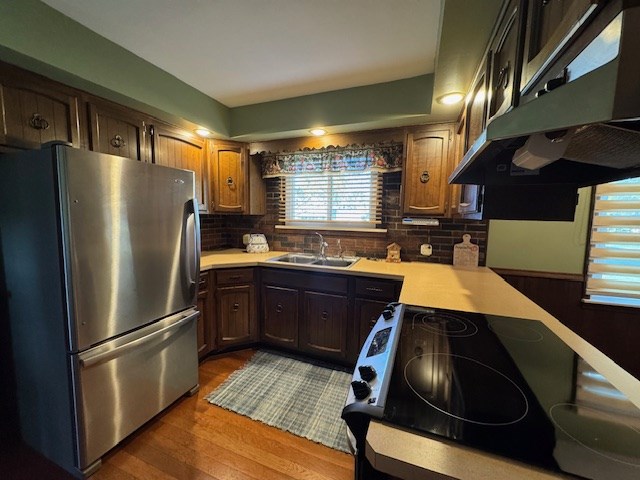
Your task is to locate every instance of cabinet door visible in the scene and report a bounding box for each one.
[0,78,81,150]
[402,127,452,216]
[217,284,256,347]
[301,291,348,361]
[521,0,601,91]
[196,272,214,359]
[210,141,245,213]
[355,299,388,353]
[152,123,207,212]
[262,285,299,349]
[488,0,524,121]
[88,101,148,161]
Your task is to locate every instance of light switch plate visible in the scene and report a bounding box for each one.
[420,244,432,256]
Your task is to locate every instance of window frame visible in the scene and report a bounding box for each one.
[278,170,385,232]
[583,176,640,309]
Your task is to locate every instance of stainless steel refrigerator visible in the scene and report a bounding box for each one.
[0,144,201,478]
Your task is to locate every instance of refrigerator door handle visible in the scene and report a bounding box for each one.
[79,311,198,368]
[184,198,201,301]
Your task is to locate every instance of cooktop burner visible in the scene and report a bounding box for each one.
[411,310,478,337]
[404,353,529,426]
[378,306,640,480]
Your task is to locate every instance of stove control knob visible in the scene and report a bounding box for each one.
[382,308,394,320]
[358,365,377,382]
[351,380,371,400]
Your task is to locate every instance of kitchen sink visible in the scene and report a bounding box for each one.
[269,253,360,269]
[271,253,317,264]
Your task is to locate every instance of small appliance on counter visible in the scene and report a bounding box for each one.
[243,233,269,253]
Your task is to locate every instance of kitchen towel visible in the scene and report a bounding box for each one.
[205,350,351,453]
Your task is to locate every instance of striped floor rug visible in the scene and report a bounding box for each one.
[205,351,352,453]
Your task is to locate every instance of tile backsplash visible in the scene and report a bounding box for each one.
[201,172,489,265]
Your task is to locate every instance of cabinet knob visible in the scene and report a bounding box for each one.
[226,176,234,186]
[420,171,430,184]
[275,303,283,313]
[496,62,510,90]
[232,302,240,311]
[29,113,49,130]
[321,311,329,320]
[110,134,126,148]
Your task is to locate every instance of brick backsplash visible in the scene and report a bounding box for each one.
[200,172,489,265]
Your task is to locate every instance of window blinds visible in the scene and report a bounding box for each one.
[279,171,383,229]
[585,176,640,307]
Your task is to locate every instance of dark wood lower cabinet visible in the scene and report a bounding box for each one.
[196,272,214,359]
[301,291,349,361]
[217,284,256,347]
[214,268,258,349]
[262,285,299,348]
[355,299,389,351]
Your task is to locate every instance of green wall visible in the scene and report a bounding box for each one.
[486,187,591,274]
[0,0,230,136]
[230,75,434,140]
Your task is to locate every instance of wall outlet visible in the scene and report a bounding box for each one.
[420,244,432,256]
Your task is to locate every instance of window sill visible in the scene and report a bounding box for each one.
[275,225,387,234]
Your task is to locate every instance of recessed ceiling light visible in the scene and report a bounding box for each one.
[195,128,212,137]
[309,128,327,136]
[437,92,465,105]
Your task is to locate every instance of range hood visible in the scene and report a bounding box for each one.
[450,3,640,188]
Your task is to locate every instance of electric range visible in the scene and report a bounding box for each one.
[342,303,640,480]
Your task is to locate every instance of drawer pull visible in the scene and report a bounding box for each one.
[321,311,329,320]
[232,303,240,312]
[366,287,384,293]
[275,303,283,313]
[226,176,234,186]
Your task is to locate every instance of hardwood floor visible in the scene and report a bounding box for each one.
[1,349,354,480]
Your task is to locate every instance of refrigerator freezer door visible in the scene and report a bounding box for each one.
[73,309,199,471]
[57,146,200,351]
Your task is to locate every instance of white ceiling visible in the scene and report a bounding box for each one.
[42,0,442,107]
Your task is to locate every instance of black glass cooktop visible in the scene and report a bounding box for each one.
[382,306,640,480]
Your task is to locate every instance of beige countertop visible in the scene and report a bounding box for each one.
[200,248,640,479]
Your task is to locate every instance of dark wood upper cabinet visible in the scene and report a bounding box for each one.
[521,0,604,94]
[209,140,266,214]
[88,100,148,161]
[402,125,454,216]
[151,123,207,212]
[0,66,82,151]
[487,0,526,122]
[210,140,245,213]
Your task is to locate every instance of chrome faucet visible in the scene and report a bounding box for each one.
[337,239,343,259]
[314,232,328,260]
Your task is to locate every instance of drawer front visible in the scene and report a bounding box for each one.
[216,268,254,285]
[355,277,399,300]
[261,268,348,294]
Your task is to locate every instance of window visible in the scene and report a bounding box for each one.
[585,176,640,308]
[279,171,383,230]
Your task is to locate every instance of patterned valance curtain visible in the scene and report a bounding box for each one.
[261,143,403,178]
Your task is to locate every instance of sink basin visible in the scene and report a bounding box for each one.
[272,253,317,264]
[269,253,360,269]
[313,257,358,268]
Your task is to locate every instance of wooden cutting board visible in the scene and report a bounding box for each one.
[453,234,479,267]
